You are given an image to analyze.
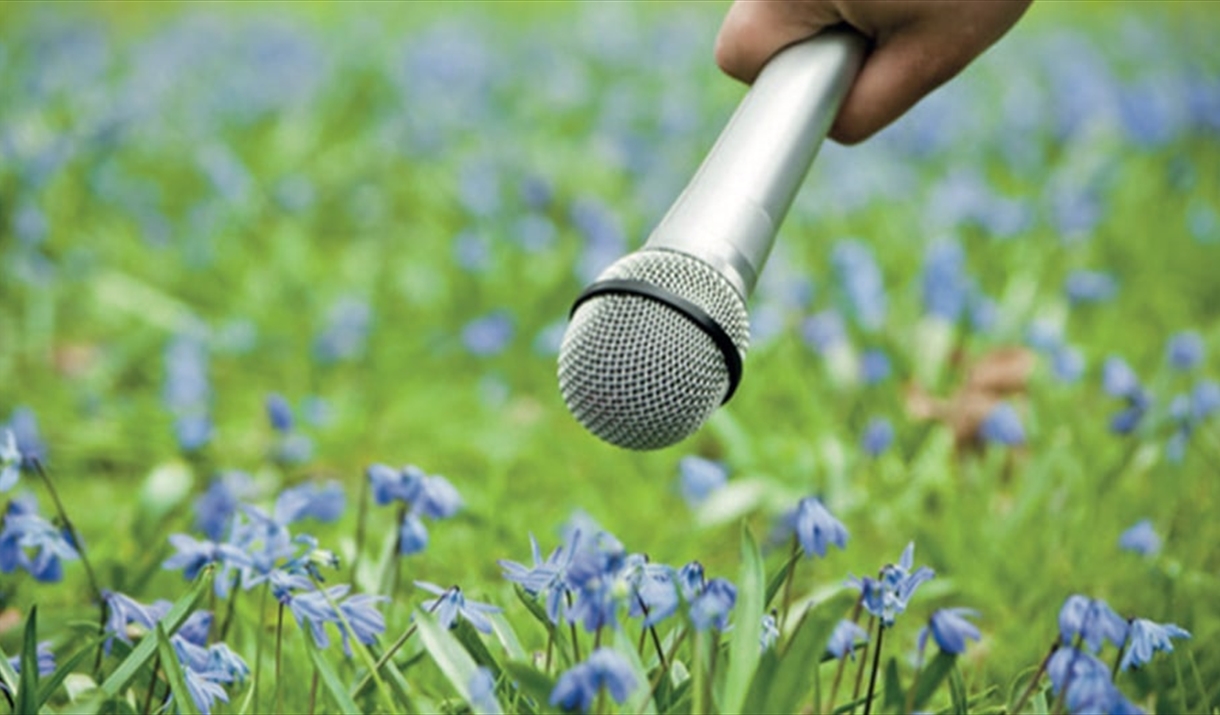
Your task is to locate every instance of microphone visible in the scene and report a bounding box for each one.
[558,29,867,450]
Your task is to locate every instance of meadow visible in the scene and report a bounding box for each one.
[1,1,1219,713]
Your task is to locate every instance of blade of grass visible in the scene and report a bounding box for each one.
[38,635,106,706]
[722,524,764,715]
[910,651,957,712]
[101,566,213,698]
[416,610,479,703]
[15,606,40,715]
[155,624,199,715]
[0,638,20,703]
[304,639,362,714]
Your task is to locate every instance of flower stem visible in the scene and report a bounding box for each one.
[142,652,162,715]
[350,475,370,587]
[862,622,885,715]
[252,583,269,713]
[275,603,285,715]
[905,634,927,714]
[849,615,874,715]
[350,593,443,699]
[825,600,863,713]
[566,591,581,663]
[1011,640,1058,715]
[308,668,319,715]
[780,536,800,634]
[218,572,243,642]
[644,628,688,713]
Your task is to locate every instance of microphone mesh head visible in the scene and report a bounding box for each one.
[558,250,750,450]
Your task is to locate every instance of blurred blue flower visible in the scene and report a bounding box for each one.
[164,335,211,451]
[1118,519,1162,557]
[1166,331,1204,371]
[784,497,849,560]
[801,310,847,354]
[1119,619,1190,671]
[1064,270,1117,305]
[1193,380,1220,421]
[677,561,705,601]
[416,582,501,633]
[399,513,429,556]
[689,577,737,632]
[265,393,294,433]
[519,174,553,211]
[1110,390,1151,436]
[102,590,161,650]
[182,668,230,715]
[194,471,255,542]
[6,407,45,466]
[760,612,779,651]
[970,295,999,334]
[533,320,567,357]
[861,417,894,458]
[1051,188,1102,240]
[336,592,388,655]
[626,561,679,627]
[274,481,345,525]
[513,213,557,253]
[453,230,492,273]
[7,640,55,679]
[677,456,726,508]
[922,240,969,322]
[470,666,503,715]
[178,610,214,647]
[918,608,981,654]
[832,240,887,332]
[162,533,252,597]
[826,619,868,660]
[462,311,515,357]
[979,402,1026,446]
[0,499,79,583]
[860,349,891,385]
[1051,346,1085,383]
[12,202,48,246]
[313,297,371,364]
[1025,319,1063,354]
[1102,357,1140,398]
[1058,595,1128,653]
[458,159,502,218]
[848,542,934,628]
[1119,75,1187,147]
[283,584,345,648]
[550,647,638,713]
[0,430,21,492]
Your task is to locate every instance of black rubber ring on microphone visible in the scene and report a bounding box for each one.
[569,278,743,404]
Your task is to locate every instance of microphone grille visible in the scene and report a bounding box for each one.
[558,250,750,450]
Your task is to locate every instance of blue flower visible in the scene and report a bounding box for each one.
[860,349,892,385]
[1119,619,1190,671]
[462,311,515,357]
[399,512,429,556]
[5,407,45,467]
[677,561,705,601]
[1051,346,1085,383]
[861,418,894,457]
[283,584,345,649]
[1047,646,1109,695]
[469,666,503,715]
[162,534,252,597]
[274,481,345,524]
[1045,646,1142,714]
[178,611,214,647]
[1118,520,1162,557]
[832,240,887,332]
[102,590,160,649]
[689,577,737,631]
[416,582,501,634]
[979,402,1025,446]
[550,648,638,713]
[788,497,849,559]
[848,542,935,628]
[677,456,727,508]
[1026,319,1063,353]
[1058,595,1128,653]
[800,310,846,354]
[265,393,294,432]
[1102,357,1140,398]
[182,668,230,715]
[7,640,55,679]
[0,501,79,583]
[0,430,21,492]
[313,297,371,364]
[626,562,679,627]
[499,533,575,624]
[1064,270,1117,305]
[336,592,388,655]
[1166,331,1204,371]
[1193,380,1220,421]
[918,608,981,654]
[922,241,968,322]
[163,336,212,452]
[826,619,868,660]
[194,471,255,542]
[760,612,779,651]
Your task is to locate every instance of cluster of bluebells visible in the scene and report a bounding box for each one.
[366,463,462,556]
[1161,331,1220,463]
[264,392,314,464]
[0,493,79,583]
[1048,594,1190,714]
[101,592,247,714]
[1102,356,1153,436]
[1024,318,1086,384]
[163,334,213,452]
[848,543,935,628]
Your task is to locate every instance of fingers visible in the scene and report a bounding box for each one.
[715,0,841,84]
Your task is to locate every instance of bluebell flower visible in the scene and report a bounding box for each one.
[626,562,679,627]
[0,502,79,582]
[519,174,553,211]
[1102,357,1140,398]
[414,473,462,519]
[178,611,214,647]
[499,533,575,624]
[832,240,887,332]
[453,230,492,273]
[689,577,737,631]
[760,612,779,651]
[462,311,515,357]
[677,456,726,508]
[102,590,160,648]
[182,668,230,715]
[0,430,21,492]
[336,592,388,655]
[194,471,255,542]
[1045,646,1143,714]
[860,349,891,385]
[979,402,1026,446]
[918,608,981,654]
[788,497,849,559]
[677,561,705,601]
[1119,619,1190,671]
[6,407,45,467]
[416,582,501,634]
[1052,346,1085,383]
[7,641,55,678]
[399,512,429,556]
[1064,270,1117,305]
[163,336,211,451]
[826,619,868,660]
[1118,520,1162,557]
[1110,390,1151,436]
[513,213,557,253]
[469,666,503,715]
[550,647,638,713]
[162,534,252,597]
[861,418,894,457]
[274,481,345,524]
[1058,595,1128,653]
[801,310,847,354]
[283,584,345,648]
[922,240,969,322]
[1166,331,1204,371]
[265,393,294,432]
[313,297,371,364]
[971,294,998,333]
[1047,646,1109,696]
[1192,380,1220,421]
[848,542,935,628]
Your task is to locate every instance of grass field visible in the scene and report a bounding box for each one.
[2,2,1219,713]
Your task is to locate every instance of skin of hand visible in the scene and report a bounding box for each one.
[715,0,1033,144]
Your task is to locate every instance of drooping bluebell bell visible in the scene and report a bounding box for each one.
[1118,519,1162,557]
[5,407,45,467]
[784,497,849,559]
[462,311,515,357]
[1166,331,1204,371]
[6,640,55,678]
[1046,646,1142,714]
[689,577,737,632]
[0,498,79,583]
[282,584,345,648]
[625,560,679,627]
[335,592,389,655]
[677,561,705,601]
[102,590,161,649]
[1064,270,1117,305]
[416,582,501,634]
[979,402,1026,446]
[861,417,894,458]
[194,471,256,542]
[1058,595,1128,653]
[826,619,868,660]
[860,349,892,385]
[550,647,638,713]
[677,456,726,508]
[831,240,887,332]
[399,512,429,556]
[848,542,935,628]
[1102,357,1151,435]
[365,464,462,556]
[918,609,981,654]
[0,430,21,492]
[1025,319,1063,354]
[513,213,557,253]
[162,533,253,597]
[1119,619,1190,671]
[265,393,294,433]
[1102,357,1140,398]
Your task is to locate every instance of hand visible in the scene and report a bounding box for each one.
[715,0,1032,144]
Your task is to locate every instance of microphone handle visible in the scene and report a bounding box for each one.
[644,28,867,299]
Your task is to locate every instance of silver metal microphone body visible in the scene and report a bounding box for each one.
[559,30,867,450]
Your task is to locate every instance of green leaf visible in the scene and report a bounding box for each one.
[948,664,968,715]
[416,610,479,703]
[503,661,556,709]
[721,524,764,715]
[911,651,958,712]
[38,635,107,707]
[488,612,528,663]
[882,656,904,714]
[305,638,362,714]
[16,606,40,715]
[0,634,21,704]
[763,546,801,610]
[454,618,502,678]
[101,566,213,698]
[614,626,657,715]
[742,589,856,714]
[155,624,199,715]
